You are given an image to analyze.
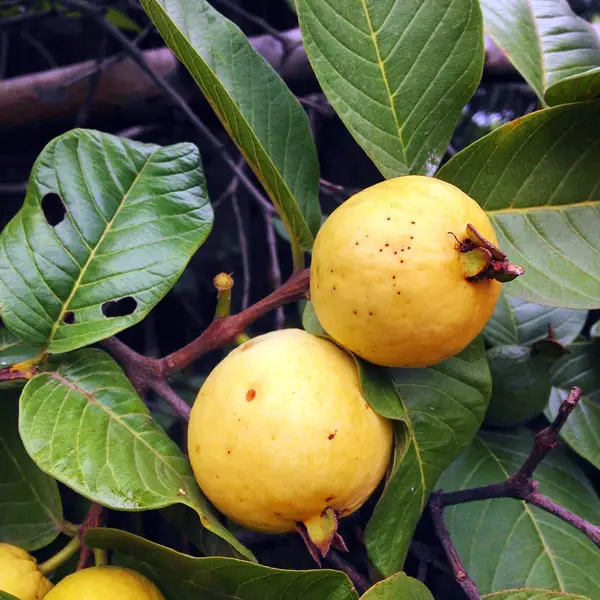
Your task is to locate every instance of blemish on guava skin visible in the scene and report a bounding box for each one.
[368,311,374,317]
[246,389,256,401]
[411,221,416,224]
[378,248,383,253]
[353,310,358,316]
[195,444,200,454]
[328,431,337,440]
[325,496,335,502]
[274,512,282,517]
[332,285,336,291]
[384,243,389,247]
[386,217,391,221]
[392,275,396,280]
[226,449,231,455]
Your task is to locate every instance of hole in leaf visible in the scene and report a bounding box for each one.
[62,311,75,324]
[102,297,137,318]
[41,193,66,226]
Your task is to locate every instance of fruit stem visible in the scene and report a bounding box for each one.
[93,548,108,567]
[214,273,234,318]
[38,534,81,575]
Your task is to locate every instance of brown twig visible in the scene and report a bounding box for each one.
[100,269,310,420]
[325,550,371,595]
[429,494,481,600]
[430,386,598,599]
[76,503,104,571]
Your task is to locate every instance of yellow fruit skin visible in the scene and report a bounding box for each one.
[187,329,393,533]
[43,567,164,600]
[310,176,502,368]
[0,543,53,600]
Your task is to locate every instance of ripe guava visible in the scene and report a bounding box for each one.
[43,567,164,600]
[187,329,393,557]
[0,543,53,600]
[310,176,522,368]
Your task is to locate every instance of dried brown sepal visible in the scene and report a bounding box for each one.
[459,247,492,279]
[457,224,525,283]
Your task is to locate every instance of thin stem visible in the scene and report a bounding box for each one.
[162,269,309,374]
[213,273,234,319]
[429,494,481,600]
[93,548,108,567]
[38,535,81,575]
[150,378,191,422]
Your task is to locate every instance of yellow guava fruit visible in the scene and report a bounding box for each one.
[187,328,393,555]
[310,175,520,368]
[43,566,164,600]
[0,543,53,600]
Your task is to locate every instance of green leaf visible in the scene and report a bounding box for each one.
[0,593,19,600]
[439,430,600,596]
[438,100,600,309]
[484,345,553,427]
[0,129,213,354]
[0,328,42,369]
[140,0,321,252]
[480,0,600,105]
[360,573,434,599]
[297,0,484,178]
[105,8,143,32]
[546,341,600,470]
[365,337,491,576]
[85,528,359,600]
[18,348,253,561]
[482,591,590,600]
[484,290,588,348]
[0,392,62,550]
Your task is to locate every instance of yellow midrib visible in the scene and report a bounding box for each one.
[46,152,154,348]
[487,199,599,215]
[359,0,405,152]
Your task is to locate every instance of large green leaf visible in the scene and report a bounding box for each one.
[0,328,42,369]
[85,528,358,600]
[438,100,600,309]
[439,430,600,596]
[297,0,484,177]
[480,0,600,106]
[483,591,590,600]
[18,349,252,560]
[360,573,434,600]
[546,341,600,470]
[484,290,588,348]
[140,0,320,252]
[0,593,19,600]
[365,337,491,576]
[0,129,213,354]
[0,393,62,550]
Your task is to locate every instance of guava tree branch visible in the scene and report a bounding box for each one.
[429,387,599,600]
[100,268,310,420]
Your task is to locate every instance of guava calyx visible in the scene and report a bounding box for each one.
[531,325,569,362]
[455,224,524,283]
[296,508,348,564]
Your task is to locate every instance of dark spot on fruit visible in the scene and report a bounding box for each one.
[226,449,231,455]
[401,248,405,252]
[407,246,411,250]
[42,193,66,226]
[364,402,370,409]
[274,512,282,517]
[394,251,398,255]
[328,432,337,440]
[62,311,75,324]
[379,248,383,252]
[410,236,414,240]
[401,260,404,264]
[386,217,391,221]
[354,241,359,246]
[195,444,200,453]
[332,285,336,291]
[397,291,401,295]
[385,243,389,247]
[353,310,358,316]
[325,496,335,502]
[246,389,256,401]
[411,221,416,224]
[102,297,137,318]
[392,275,396,280]
[369,311,374,316]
